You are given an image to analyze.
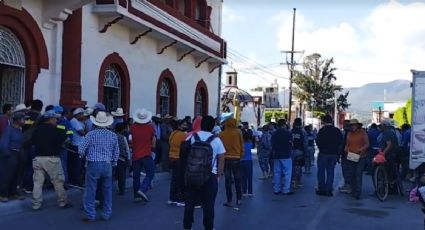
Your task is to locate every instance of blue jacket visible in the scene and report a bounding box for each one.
[271,128,293,159]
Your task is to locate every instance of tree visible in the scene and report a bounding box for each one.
[293,53,348,115]
[406,98,412,124]
[393,107,407,128]
[264,111,288,123]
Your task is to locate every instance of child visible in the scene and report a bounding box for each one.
[241,131,254,196]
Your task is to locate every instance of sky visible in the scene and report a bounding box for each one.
[221,0,425,90]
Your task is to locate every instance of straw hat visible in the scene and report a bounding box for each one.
[73,108,85,116]
[90,111,114,127]
[111,107,125,117]
[84,107,94,116]
[133,109,152,124]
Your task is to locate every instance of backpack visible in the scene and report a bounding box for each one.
[185,133,216,188]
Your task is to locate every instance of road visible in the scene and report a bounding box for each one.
[0,156,422,230]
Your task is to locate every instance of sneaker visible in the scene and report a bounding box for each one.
[60,203,73,209]
[176,202,185,207]
[32,206,42,211]
[340,188,352,194]
[242,193,249,197]
[167,200,177,205]
[247,193,254,197]
[194,205,202,209]
[134,197,143,202]
[223,202,233,207]
[137,190,149,202]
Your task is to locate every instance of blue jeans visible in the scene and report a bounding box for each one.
[273,158,292,193]
[59,149,68,184]
[84,161,113,220]
[317,154,338,193]
[132,156,155,195]
[350,157,366,197]
[240,160,253,194]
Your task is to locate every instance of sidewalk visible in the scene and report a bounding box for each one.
[0,172,170,217]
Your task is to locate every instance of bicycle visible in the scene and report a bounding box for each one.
[372,151,404,201]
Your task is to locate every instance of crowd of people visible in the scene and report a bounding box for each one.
[0,99,418,229]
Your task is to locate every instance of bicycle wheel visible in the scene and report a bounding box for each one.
[374,165,389,201]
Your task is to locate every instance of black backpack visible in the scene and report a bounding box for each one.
[185,133,216,188]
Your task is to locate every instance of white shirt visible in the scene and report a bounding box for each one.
[187,131,226,174]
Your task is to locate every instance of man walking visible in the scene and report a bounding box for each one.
[315,115,343,196]
[271,119,294,195]
[79,111,119,221]
[31,110,72,210]
[130,109,156,202]
[183,115,225,230]
[219,118,244,207]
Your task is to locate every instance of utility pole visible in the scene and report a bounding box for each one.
[281,8,303,124]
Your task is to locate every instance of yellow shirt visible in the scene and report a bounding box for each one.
[169,130,187,160]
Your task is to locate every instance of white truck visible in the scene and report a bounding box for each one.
[410,70,425,170]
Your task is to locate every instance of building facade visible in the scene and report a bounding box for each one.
[249,79,281,109]
[0,0,226,118]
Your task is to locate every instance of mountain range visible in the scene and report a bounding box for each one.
[344,80,412,116]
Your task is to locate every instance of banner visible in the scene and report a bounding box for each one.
[410,70,425,169]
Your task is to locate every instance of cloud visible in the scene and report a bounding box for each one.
[274,1,425,87]
[222,5,245,23]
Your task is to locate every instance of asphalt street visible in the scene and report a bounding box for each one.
[0,156,422,230]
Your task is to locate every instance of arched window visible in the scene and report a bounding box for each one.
[194,79,208,117]
[159,80,170,116]
[98,53,131,114]
[103,65,121,111]
[0,26,25,106]
[156,69,177,117]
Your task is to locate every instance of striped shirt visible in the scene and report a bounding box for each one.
[78,128,119,165]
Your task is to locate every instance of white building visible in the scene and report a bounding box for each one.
[0,0,226,118]
[249,79,281,109]
[372,101,406,123]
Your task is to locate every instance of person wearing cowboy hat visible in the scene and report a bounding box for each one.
[68,108,87,187]
[79,111,119,222]
[31,110,72,210]
[130,108,156,202]
[344,119,369,200]
[111,107,125,129]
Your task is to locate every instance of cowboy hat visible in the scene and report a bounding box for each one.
[90,111,114,127]
[73,108,85,116]
[111,108,125,117]
[13,104,29,113]
[133,109,152,124]
[349,119,362,125]
[84,107,94,116]
[42,110,61,119]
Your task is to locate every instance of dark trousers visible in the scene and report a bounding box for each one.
[116,160,127,194]
[183,174,218,230]
[0,154,18,197]
[341,153,354,186]
[132,156,155,195]
[17,148,33,191]
[68,145,83,186]
[224,159,242,202]
[240,160,253,194]
[317,154,338,193]
[350,157,366,197]
[160,141,170,171]
[169,160,184,202]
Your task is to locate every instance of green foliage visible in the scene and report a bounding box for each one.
[392,98,412,127]
[406,98,412,124]
[393,107,407,128]
[265,111,288,123]
[293,53,348,114]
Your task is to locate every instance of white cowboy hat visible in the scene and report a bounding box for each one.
[84,107,94,116]
[133,108,152,124]
[13,104,29,113]
[73,108,85,116]
[111,107,125,117]
[90,111,114,127]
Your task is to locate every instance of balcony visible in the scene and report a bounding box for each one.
[93,0,226,71]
